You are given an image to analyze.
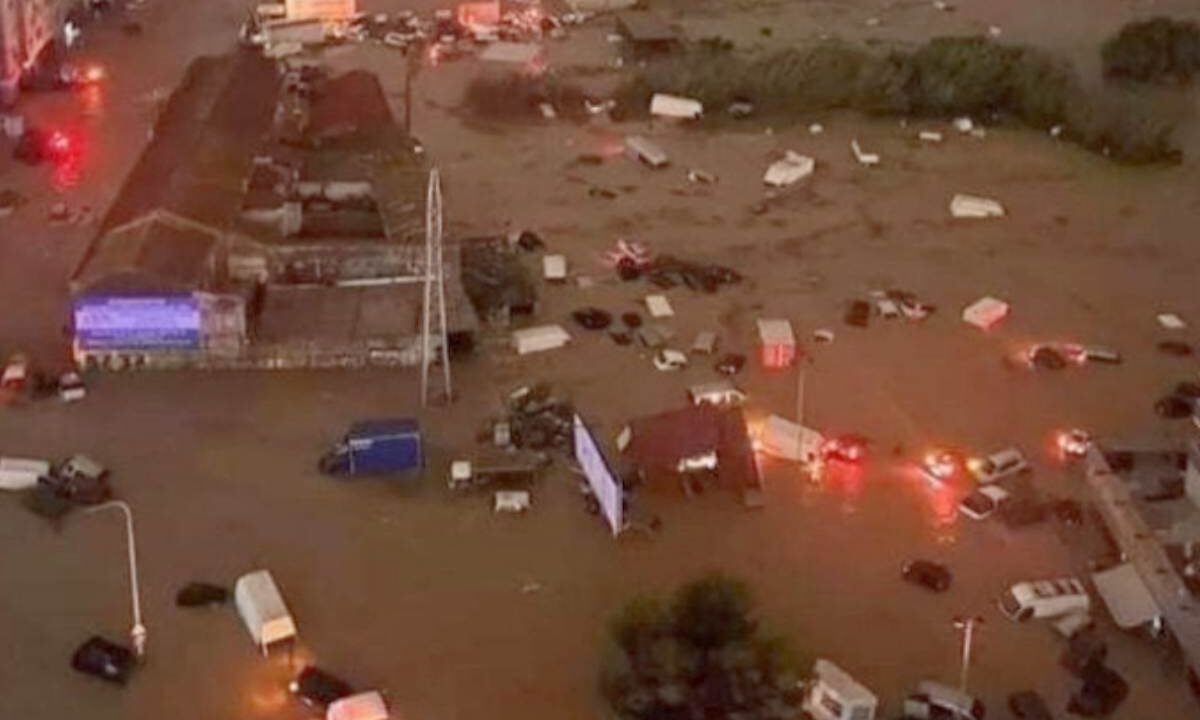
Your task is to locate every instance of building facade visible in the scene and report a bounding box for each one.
[0,0,72,105]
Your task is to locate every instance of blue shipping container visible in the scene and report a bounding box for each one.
[320,418,421,477]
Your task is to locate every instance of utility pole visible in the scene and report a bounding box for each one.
[953,615,984,693]
[85,501,146,659]
[795,361,806,425]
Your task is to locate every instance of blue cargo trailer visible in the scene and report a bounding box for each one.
[319,419,422,477]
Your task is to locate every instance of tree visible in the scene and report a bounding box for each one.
[602,574,801,720]
[1102,17,1200,83]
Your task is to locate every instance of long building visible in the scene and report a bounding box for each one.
[69,50,477,370]
[0,0,73,105]
[1084,442,1200,697]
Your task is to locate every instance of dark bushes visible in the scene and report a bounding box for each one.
[463,72,589,121]
[1102,17,1200,83]
[618,36,1182,164]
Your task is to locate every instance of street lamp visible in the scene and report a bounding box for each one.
[85,501,146,659]
[953,615,984,693]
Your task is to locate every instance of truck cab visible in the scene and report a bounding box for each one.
[319,419,422,478]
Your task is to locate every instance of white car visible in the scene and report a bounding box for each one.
[967,447,1029,484]
[58,372,86,402]
[958,485,1011,520]
[1,353,28,390]
[653,349,688,372]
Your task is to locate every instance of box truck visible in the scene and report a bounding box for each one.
[235,569,297,655]
[319,419,422,477]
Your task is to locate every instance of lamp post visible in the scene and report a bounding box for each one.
[953,615,983,692]
[85,501,145,659]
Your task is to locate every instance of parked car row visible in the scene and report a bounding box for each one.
[1,353,87,404]
[1,453,110,504]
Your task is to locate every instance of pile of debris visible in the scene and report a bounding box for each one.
[844,289,934,328]
[501,383,575,452]
[610,250,742,294]
[461,237,539,325]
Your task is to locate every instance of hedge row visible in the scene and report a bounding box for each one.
[617,36,1181,164]
[1102,17,1200,83]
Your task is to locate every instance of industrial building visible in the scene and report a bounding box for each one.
[69,49,477,370]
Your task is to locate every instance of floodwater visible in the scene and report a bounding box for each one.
[2,1,1200,719]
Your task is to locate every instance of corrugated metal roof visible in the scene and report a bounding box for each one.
[73,212,217,295]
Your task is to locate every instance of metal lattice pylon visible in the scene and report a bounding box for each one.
[420,168,452,406]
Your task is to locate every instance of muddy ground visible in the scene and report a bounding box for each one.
[2,1,1200,719]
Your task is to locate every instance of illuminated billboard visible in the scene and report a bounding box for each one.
[573,414,623,537]
[74,295,201,350]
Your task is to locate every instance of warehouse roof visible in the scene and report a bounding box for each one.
[72,211,219,295]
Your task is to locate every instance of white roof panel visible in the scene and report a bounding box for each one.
[1092,563,1160,629]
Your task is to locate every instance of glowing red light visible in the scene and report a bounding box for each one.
[46,131,71,156]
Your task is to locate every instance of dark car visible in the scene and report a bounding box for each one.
[175,582,229,608]
[1157,340,1193,357]
[844,300,871,328]
[1174,381,1200,399]
[13,127,49,165]
[902,560,951,592]
[714,353,746,376]
[1068,662,1128,717]
[71,636,134,685]
[1155,394,1194,419]
[1029,345,1068,370]
[1052,498,1084,526]
[571,307,612,331]
[40,466,112,506]
[999,497,1049,528]
[1008,690,1053,719]
[290,666,354,711]
[1061,631,1107,677]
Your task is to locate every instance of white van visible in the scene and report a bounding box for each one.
[624,135,669,168]
[235,570,297,654]
[0,457,51,490]
[999,577,1090,622]
[967,447,1029,484]
[688,380,746,407]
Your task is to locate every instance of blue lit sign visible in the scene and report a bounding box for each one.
[74,295,201,350]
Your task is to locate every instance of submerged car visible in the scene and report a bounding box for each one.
[653,349,689,372]
[1057,428,1092,459]
[71,636,134,685]
[1068,662,1128,717]
[290,665,354,711]
[959,485,1011,521]
[822,434,868,463]
[844,300,871,328]
[1008,690,1053,720]
[920,450,959,484]
[902,559,951,592]
[967,447,1029,483]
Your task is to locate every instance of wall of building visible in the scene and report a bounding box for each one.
[1187,441,1200,511]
